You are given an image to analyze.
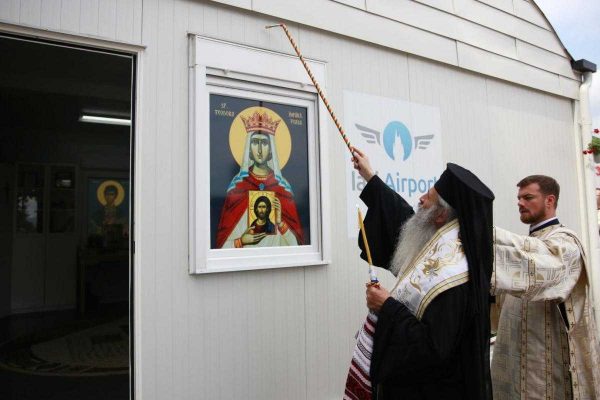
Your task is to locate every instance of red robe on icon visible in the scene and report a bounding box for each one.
[215,167,304,248]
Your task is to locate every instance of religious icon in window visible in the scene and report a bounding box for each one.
[210,94,310,249]
[87,178,129,250]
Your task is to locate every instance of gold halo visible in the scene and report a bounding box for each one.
[96,180,125,206]
[229,106,292,169]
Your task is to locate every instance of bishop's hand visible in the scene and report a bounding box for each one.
[366,283,390,312]
[352,147,375,182]
[240,227,266,245]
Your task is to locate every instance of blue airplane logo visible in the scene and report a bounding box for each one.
[356,121,434,161]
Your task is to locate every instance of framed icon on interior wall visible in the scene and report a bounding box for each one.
[188,35,331,273]
[86,176,129,251]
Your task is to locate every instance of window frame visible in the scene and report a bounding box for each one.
[188,35,331,274]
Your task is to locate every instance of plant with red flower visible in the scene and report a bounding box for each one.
[584,129,600,156]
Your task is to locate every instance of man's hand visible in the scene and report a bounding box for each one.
[352,147,375,182]
[366,283,391,312]
[240,227,266,245]
[273,197,282,225]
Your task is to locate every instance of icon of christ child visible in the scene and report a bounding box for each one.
[215,111,304,248]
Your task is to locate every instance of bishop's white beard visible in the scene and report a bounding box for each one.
[389,205,440,277]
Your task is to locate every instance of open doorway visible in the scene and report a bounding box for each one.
[0,35,134,400]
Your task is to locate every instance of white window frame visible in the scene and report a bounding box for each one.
[188,35,331,274]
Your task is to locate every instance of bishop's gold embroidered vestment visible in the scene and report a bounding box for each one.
[491,224,600,400]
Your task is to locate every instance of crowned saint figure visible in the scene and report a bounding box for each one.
[215,111,304,248]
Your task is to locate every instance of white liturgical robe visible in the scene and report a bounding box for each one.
[491,223,600,400]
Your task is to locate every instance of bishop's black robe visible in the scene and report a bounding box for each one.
[358,175,484,400]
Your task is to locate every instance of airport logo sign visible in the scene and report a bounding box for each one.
[344,91,443,238]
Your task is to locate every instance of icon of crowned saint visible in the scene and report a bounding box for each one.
[215,110,304,248]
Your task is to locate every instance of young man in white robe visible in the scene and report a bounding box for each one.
[492,175,600,400]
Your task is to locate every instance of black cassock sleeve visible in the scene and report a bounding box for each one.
[358,175,414,268]
[370,284,468,388]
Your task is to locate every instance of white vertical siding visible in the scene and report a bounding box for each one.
[153,1,175,399]
[19,0,41,26]
[79,0,99,37]
[487,80,579,233]
[60,0,81,33]
[40,0,61,30]
[0,1,20,23]
[171,2,191,399]
[0,0,142,44]
[98,0,117,39]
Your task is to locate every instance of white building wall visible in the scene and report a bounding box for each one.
[0,0,143,44]
[133,3,582,398]
[0,0,585,399]
[206,0,581,99]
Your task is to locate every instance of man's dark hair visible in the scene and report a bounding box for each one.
[253,196,272,217]
[517,175,560,208]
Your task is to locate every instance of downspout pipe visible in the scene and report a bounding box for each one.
[573,59,599,333]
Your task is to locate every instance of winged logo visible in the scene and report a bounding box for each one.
[355,121,434,161]
[355,124,381,145]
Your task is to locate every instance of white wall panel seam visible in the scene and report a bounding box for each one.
[374,0,547,33]
[258,3,572,84]
[453,37,582,94]
[237,0,459,65]
[513,0,549,29]
[367,0,518,60]
[516,39,578,80]
[454,0,564,55]
[412,0,455,14]
[476,0,514,16]
[457,42,578,100]
[229,0,572,88]
[206,0,561,57]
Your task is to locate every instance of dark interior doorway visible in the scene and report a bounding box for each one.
[0,35,133,400]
